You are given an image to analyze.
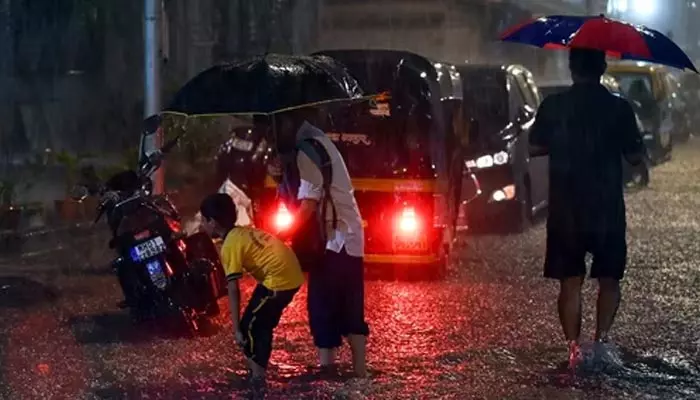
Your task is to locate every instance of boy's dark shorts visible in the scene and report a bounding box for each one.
[307,248,370,348]
[240,284,299,368]
[544,226,627,281]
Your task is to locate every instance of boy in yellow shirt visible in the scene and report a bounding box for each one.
[199,194,304,381]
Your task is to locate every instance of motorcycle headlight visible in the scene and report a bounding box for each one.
[476,155,494,169]
[493,151,509,165]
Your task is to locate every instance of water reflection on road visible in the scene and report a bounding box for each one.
[1,141,700,399]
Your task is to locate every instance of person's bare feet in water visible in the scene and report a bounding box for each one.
[558,276,584,371]
[568,340,583,371]
[348,334,368,378]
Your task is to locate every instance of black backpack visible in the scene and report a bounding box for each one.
[280,138,337,271]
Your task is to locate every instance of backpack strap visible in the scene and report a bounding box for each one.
[279,157,300,206]
[297,138,338,231]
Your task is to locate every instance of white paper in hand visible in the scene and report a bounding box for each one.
[184,212,203,236]
[218,179,253,227]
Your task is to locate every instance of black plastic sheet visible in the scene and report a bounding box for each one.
[165,54,364,115]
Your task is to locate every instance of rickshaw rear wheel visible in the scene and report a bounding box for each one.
[429,240,450,280]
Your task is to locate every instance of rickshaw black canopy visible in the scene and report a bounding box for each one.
[311,49,448,187]
[165,54,364,115]
[313,49,438,112]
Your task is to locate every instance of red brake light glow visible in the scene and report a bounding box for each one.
[397,207,419,234]
[134,230,151,241]
[273,203,294,231]
[166,218,181,233]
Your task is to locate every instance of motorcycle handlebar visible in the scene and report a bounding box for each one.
[93,191,121,224]
[137,135,180,179]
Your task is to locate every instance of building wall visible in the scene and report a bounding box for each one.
[316,0,567,80]
[0,0,321,161]
[316,0,453,60]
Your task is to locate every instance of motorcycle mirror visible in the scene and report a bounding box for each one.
[143,114,162,136]
[516,106,531,122]
[70,185,90,202]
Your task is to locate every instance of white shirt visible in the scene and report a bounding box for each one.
[296,121,364,257]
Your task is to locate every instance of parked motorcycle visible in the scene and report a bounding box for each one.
[73,116,226,335]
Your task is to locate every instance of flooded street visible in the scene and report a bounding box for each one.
[1,141,700,399]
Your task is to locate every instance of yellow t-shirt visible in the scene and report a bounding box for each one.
[220,227,304,291]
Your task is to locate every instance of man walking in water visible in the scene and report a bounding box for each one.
[529,48,645,370]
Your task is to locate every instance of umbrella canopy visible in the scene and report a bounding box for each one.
[165,54,365,115]
[500,15,697,73]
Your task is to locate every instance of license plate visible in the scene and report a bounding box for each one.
[392,235,428,252]
[146,260,163,276]
[130,236,166,262]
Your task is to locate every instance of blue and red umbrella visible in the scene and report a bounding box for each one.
[500,15,697,73]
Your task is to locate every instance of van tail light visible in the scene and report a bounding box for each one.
[273,203,294,231]
[396,207,420,234]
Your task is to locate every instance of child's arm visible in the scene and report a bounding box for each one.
[228,280,242,336]
[221,237,244,335]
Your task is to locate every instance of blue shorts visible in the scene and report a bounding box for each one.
[307,248,370,348]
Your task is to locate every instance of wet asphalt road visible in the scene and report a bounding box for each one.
[1,141,700,399]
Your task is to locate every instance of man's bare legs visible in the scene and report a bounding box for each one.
[559,276,585,369]
[318,347,336,368]
[318,336,367,378]
[559,276,622,369]
[595,278,621,342]
[348,334,368,378]
[559,276,585,341]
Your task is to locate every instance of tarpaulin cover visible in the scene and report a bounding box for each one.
[165,54,365,115]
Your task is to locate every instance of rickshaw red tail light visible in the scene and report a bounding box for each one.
[397,207,420,234]
[273,203,294,231]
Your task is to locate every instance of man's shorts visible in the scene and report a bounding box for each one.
[307,248,370,348]
[240,284,299,368]
[544,226,627,281]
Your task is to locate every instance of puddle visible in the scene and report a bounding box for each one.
[537,343,700,397]
[0,276,59,309]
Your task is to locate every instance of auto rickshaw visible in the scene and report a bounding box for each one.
[606,61,677,162]
[296,49,479,278]
[677,71,700,136]
[602,76,651,187]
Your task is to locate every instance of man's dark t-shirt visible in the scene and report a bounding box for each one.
[530,83,643,279]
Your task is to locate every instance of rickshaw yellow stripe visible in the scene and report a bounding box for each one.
[351,178,436,193]
[264,175,278,188]
[263,175,437,193]
[364,254,439,264]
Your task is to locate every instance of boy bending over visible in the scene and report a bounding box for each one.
[200,193,304,381]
